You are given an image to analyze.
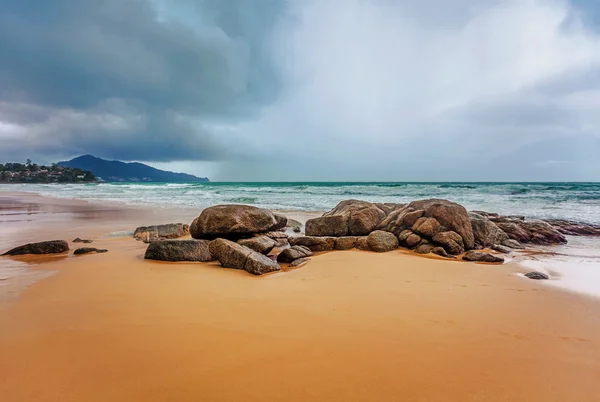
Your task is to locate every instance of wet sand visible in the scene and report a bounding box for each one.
[1,192,600,401]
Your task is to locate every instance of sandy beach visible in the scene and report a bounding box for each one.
[1,192,600,401]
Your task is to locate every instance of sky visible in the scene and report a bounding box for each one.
[1,0,599,181]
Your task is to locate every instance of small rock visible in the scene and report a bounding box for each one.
[73,238,93,244]
[74,247,108,255]
[367,230,399,252]
[289,236,335,252]
[502,239,524,249]
[286,218,303,233]
[414,244,435,254]
[462,250,504,263]
[398,230,422,249]
[290,257,310,267]
[3,240,69,256]
[525,271,549,280]
[492,244,512,254]
[277,245,313,263]
[432,247,451,258]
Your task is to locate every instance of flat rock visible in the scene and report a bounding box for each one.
[277,245,313,263]
[543,219,600,237]
[191,205,286,239]
[73,238,93,244]
[134,223,189,243]
[492,244,512,254]
[366,230,399,252]
[3,240,69,256]
[525,271,549,280]
[334,236,359,250]
[290,257,310,267]
[209,238,280,275]
[144,240,213,262]
[238,236,276,254]
[74,247,108,255]
[462,250,504,263]
[289,236,335,251]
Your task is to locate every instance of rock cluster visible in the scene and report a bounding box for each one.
[134,223,189,243]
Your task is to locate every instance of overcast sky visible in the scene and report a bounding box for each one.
[1,0,599,181]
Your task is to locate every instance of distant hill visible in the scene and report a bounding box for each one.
[58,155,209,183]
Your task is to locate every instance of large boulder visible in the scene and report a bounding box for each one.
[366,230,399,252]
[406,199,474,250]
[432,231,465,255]
[238,236,276,255]
[3,240,69,256]
[462,250,504,263]
[144,240,213,262]
[289,236,335,251]
[190,205,286,239]
[209,239,280,275]
[277,245,313,263]
[306,200,387,236]
[134,223,189,243]
[469,212,509,248]
[495,219,567,245]
[412,217,442,238]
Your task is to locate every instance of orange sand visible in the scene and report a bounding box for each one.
[1,193,600,401]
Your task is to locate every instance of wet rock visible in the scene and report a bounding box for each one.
[144,240,213,262]
[334,236,359,250]
[366,230,399,252]
[502,239,524,249]
[290,257,310,267]
[238,236,277,254]
[492,244,513,254]
[462,250,504,263]
[277,245,313,263]
[134,223,189,243]
[398,230,422,249]
[432,231,465,255]
[493,218,567,246]
[543,219,600,236]
[209,238,280,275]
[289,236,336,252]
[191,205,286,239]
[525,271,549,280]
[74,247,108,255]
[469,212,509,247]
[3,240,69,256]
[412,217,442,238]
[73,238,93,244]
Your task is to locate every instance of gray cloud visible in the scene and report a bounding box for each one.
[1,0,599,181]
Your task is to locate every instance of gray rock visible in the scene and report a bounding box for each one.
[238,236,276,254]
[290,257,310,267]
[469,212,509,247]
[525,271,549,280]
[277,245,313,263]
[3,240,69,256]
[289,236,336,252]
[144,240,213,262]
[134,223,189,243]
[209,238,280,275]
[491,244,512,254]
[462,250,504,263]
[366,230,399,252]
[74,247,108,255]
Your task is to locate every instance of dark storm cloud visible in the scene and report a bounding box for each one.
[0,0,284,162]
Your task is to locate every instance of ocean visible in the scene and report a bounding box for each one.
[2,182,600,224]
[1,182,600,298]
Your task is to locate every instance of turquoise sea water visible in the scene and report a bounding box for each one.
[2,182,599,224]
